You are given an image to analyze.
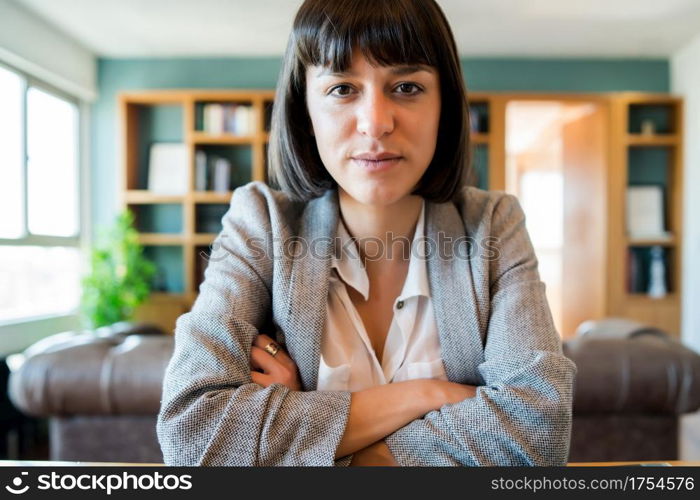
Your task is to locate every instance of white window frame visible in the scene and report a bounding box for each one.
[0,60,89,340]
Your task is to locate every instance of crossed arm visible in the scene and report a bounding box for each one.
[157,185,574,466]
[250,333,477,465]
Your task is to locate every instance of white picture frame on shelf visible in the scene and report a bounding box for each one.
[626,185,668,240]
[147,143,188,194]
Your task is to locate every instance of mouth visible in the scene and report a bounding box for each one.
[351,152,403,172]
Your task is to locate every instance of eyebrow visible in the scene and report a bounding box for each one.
[316,64,433,78]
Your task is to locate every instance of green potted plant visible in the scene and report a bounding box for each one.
[81,210,156,329]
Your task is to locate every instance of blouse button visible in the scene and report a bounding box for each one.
[396,300,404,310]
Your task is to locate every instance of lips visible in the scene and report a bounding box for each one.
[350,152,403,172]
[352,152,402,161]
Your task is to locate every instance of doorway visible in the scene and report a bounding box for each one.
[504,99,608,338]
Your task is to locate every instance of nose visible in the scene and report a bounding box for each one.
[356,89,394,139]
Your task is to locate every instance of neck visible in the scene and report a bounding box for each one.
[337,188,423,267]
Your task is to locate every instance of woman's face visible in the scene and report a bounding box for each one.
[305,51,441,207]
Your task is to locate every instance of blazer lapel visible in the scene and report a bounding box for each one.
[425,199,486,384]
[285,188,339,391]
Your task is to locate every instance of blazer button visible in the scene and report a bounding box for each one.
[396,300,404,310]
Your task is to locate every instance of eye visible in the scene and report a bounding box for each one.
[394,82,423,96]
[328,84,355,97]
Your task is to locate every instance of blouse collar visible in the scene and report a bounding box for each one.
[330,199,431,302]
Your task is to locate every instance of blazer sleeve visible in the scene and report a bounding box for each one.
[156,183,354,466]
[383,193,577,466]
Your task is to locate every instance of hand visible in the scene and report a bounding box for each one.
[250,334,302,391]
[350,440,399,466]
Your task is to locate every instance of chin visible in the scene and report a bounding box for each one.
[346,184,412,207]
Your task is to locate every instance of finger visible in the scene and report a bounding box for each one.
[250,347,265,372]
[251,346,282,374]
[270,350,297,373]
[253,333,280,350]
[254,334,297,372]
[251,370,273,388]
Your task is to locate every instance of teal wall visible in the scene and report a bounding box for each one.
[92,56,669,234]
[92,57,281,236]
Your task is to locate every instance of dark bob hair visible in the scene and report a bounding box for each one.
[268,0,472,203]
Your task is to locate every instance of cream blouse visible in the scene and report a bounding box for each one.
[317,200,448,392]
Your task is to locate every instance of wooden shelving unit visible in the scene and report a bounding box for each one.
[466,92,683,337]
[465,93,499,190]
[608,94,683,335]
[119,89,274,333]
[120,89,683,337]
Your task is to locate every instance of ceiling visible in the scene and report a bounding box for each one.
[13,0,700,58]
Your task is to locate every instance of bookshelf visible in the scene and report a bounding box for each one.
[119,90,274,332]
[120,90,683,337]
[466,93,505,191]
[608,94,683,335]
[464,92,683,337]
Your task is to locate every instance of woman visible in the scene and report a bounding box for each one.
[157,0,576,466]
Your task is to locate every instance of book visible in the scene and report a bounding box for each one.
[235,105,254,135]
[147,143,188,194]
[212,157,231,193]
[224,104,238,134]
[469,108,480,133]
[627,248,637,293]
[626,185,668,239]
[195,151,208,191]
[201,103,254,135]
[203,104,224,135]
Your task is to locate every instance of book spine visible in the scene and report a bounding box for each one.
[206,104,224,135]
[213,158,231,192]
[195,151,208,191]
[225,104,237,134]
[627,248,637,293]
[249,105,256,133]
[235,106,252,135]
[203,104,211,133]
[469,108,480,133]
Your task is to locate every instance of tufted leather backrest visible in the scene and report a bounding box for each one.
[563,317,700,415]
[8,324,173,416]
[8,318,700,418]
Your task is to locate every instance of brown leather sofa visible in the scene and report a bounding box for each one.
[7,319,700,464]
[566,319,700,461]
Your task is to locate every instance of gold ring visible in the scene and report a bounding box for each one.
[263,341,280,357]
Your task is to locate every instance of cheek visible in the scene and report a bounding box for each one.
[405,99,440,142]
[403,104,440,171]
[312,119,338,159]
[307,105,331,152]
[410,109,440,157]
[310,108,352,161]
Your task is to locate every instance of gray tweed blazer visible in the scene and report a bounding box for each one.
[156,181,577,466]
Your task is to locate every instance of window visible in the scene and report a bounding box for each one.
[0,66,23,239]
[0,63,83,324]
